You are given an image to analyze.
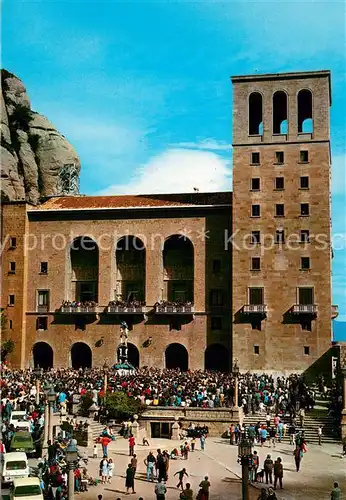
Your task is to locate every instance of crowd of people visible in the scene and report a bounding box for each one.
[61,300,98,309]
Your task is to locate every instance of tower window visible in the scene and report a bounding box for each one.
[251,178,260,191]
[298,89,313,133]
[9,262,16,273]
[300,203,310,216]
[211,316,222,330]
[273,91,288,134]
[300,150,309,163]
[304,346,310,355]
[275,230,285,244]
[251,152,260,165]
[275,177,284,190]
[9,319,13,329]
[251,231,260,244]
[40,262,48,274]
[249,287,264,305]
[210,289,224,306]
[36,317,48,331]
[251,204,260,217]
[212,259,221,273]
[300,176,309,189]
[251,257,261,271]
[300,230,310,243]
[9,294,15,306]
[275,151,284,164]
[9,237,17,249]
[249,92,263,135]
[301,257,310,270]
[275,204,285,217]
[254,345,260,355]
[298,287,314,305]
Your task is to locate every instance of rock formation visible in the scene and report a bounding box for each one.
[1,69,81,204]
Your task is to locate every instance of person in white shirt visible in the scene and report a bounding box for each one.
[154,478,167,499]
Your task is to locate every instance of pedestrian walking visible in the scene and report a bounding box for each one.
[191,437,196,451]
[293,445,302,472]
[197,476,210,500]
[130,454,137,477]
[128,434,135,456]
[174,468,188,490]
[125,463,136,495]
[200,434,206,451]
[331,482,341,500]
[100,457,108,484]
[273,457,283,490]
[318,426,323,446]
[264,454,274,484]
[144,451,156,481]
[107,458,114,484]
[155,478,167,500]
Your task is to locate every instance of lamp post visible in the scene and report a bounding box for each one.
[33,367,42,406]
[232,359,240,408]
[238,434,252,500]
[66,440,78,500]
[47,385,56,444]
[103,361,109,397]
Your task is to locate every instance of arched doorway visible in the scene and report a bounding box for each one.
[70,236,99,303]
[71,342,92,369]
[205,344,229,372]
[33,342,53,370]
[165,343,188,371]
[163,235,194,305]
[127,343,140,368]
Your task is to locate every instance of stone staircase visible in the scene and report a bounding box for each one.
[243,393,340,445]
[88,420,105,439]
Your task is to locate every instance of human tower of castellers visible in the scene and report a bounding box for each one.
[0,362,344,500]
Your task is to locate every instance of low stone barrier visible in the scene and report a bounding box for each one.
[139,406,240,438]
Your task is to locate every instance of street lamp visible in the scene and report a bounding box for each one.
[33,367,42,406]
[238,434,252,500]
[103,361,109,402]
[232,360,240,408]
[47,385,56,444]
[66,440,78,500]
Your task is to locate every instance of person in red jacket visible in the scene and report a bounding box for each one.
[129,435,135,456]
[100,436,112,458]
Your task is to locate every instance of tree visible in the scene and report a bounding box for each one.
[0,310,15,360]
[104,392,144,420]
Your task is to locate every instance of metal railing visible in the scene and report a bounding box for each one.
[242,304,267,314]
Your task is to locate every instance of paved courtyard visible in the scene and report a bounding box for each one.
[78,436,344,500]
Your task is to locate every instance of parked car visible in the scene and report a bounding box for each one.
[13,422,31,434]
[10,433,36,458]
[10,477,43,500]
[9,412,27,427]
[1,452,29,485]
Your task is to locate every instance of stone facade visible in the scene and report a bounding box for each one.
[231,71,333,372]
[1,70,335,373]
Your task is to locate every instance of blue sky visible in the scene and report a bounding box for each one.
[2,0,346,325]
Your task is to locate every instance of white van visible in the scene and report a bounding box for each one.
[11,477,43,500]
[1,452,29,484]
[10,412,27,426]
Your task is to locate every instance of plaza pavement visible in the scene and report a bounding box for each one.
[78,435,345,500]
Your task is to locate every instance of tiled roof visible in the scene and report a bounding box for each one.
[30,192,232,211]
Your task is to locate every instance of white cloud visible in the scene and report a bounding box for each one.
[173,138,232,151]
[99,148,232,195]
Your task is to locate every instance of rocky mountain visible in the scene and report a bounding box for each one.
[1,69,81,204]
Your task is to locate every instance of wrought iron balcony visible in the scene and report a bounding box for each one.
[107,304,145,314]
[154,304,194,314]
[332,305,339,319]
[291,304,318,314]
[242,304,267,314]
[59,305,98,314]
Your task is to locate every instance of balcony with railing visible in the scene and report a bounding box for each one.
[106,301,146,314]
[154,301,194,314]
[241,304,267,315]
[37,305,49,313]
[291,304,318,315]
[59,301,98,314]
[332,305,339,319]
